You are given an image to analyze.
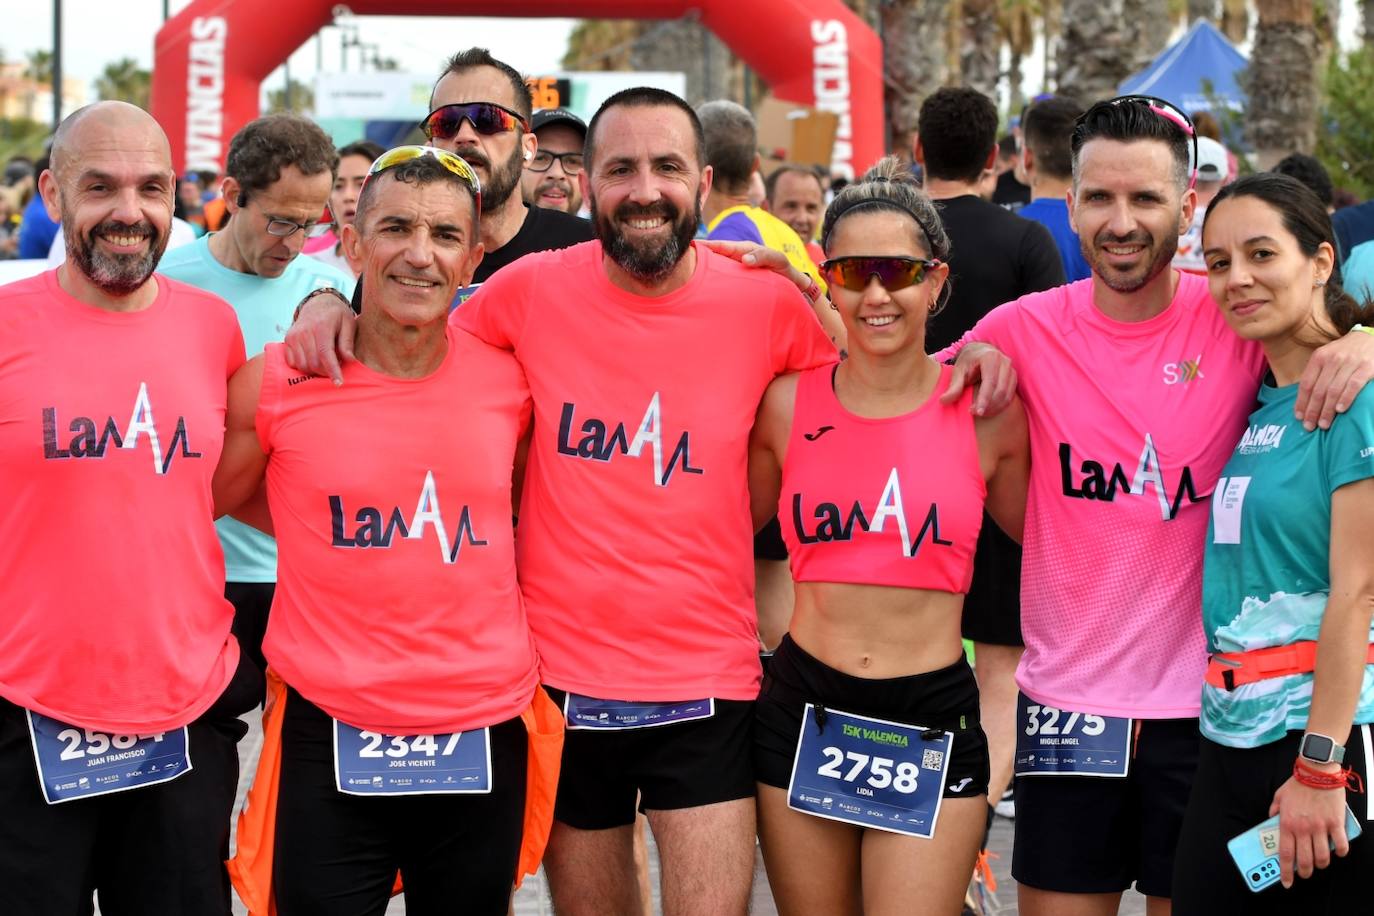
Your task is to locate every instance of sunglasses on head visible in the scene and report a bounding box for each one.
[420,102,529,141]
[1078,94,1200,189]
[820,256,941,293]
[364,145,483,216]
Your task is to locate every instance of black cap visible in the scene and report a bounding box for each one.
[531,108,587,138]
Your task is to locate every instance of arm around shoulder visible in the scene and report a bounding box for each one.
[212,355,269,520]
[748,373,799,534]
[977,391,1029,543]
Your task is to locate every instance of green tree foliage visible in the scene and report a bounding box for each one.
[267,79,315,115]
[94,58,151,110]
[1316,45,1374,199]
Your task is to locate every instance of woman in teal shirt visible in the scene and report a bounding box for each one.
[1173,173,1374,913]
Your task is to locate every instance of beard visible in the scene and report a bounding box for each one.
[590,193,700,285]
[1083,226,1179,294]
[457,142,524,213]
[64,216,167,296]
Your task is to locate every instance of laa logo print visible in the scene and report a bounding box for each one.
[793,468,953,558]
[329,471,488,565]
[557,393,703,487]
[42,383,202,475]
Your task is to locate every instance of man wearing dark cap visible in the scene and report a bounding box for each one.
[523,108,587,215]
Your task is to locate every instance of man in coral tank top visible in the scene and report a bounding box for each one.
[943,97,1374,916]
[0,102,259,915]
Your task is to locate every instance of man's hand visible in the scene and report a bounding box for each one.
[1269,773,1350,887]
[703,239,809,293]
[283,291,356,385]
[1295,328,1374,431]
[942,342,1017,416]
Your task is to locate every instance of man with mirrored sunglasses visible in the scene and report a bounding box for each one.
[293,48,594,350]
[522,107,587,216]
[159,114,356,684]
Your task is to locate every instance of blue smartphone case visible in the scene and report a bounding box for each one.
[1227,806,1364,892]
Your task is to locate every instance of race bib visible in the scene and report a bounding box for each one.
[563,694,714,730]
[333,722,491,796]
[787,704,952,838]
[1014,693,1131,777]
[27,711,191,805]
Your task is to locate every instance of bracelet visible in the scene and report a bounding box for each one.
[1293,757,1366,792]
[292,286,345,323]
[801,276,822,306]
[1352,324,1374,338]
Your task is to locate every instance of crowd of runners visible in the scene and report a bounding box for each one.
[2,42,1374,916]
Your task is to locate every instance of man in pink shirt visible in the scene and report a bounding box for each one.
[0,102,259,914]
[945,97,1374,916]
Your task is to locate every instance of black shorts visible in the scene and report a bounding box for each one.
[544,687,755,830]
[960,519,1022,646]
[1173,725,1374,915]
[0,650,261,916]
[1013,715,1198,897]
[754,635,989,800]
[754,515,789,561]
[273,688,527,916]
[226,580,275,680]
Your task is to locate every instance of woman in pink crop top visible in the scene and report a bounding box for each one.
[747,158,1030,916]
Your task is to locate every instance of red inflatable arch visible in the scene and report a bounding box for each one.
[150,0,882,181]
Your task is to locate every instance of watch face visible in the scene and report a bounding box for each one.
[1302,734,1335,762]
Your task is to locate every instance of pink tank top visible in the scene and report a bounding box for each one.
[781,363,986,592]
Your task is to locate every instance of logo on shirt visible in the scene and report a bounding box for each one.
[793,468,953,557]
[556,394,703,487]
[1059,435,1202,521]
[1236,423,1286,456]
[42,383,202,475]
[803,425,836,442]
[329,471,488,565]
[1162,354,1205,385]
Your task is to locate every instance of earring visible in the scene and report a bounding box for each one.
[1315,279,1327,288]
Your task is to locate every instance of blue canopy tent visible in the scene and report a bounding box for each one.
[1119,19,1248,116]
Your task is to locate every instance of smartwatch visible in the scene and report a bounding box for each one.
[1299,732,1346,765]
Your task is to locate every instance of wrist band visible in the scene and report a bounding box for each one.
[1293,757,1366,792]
[293,286,344,323]
[1353,324,1374,338]
[801,277,822,306]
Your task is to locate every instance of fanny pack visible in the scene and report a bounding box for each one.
[1205,641,1374,691]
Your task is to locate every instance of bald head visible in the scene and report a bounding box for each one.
[40,101,175,300]
[50,101,172,179]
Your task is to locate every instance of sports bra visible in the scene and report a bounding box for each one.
[780,362,985,592]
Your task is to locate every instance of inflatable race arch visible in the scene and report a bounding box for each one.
[150,0,883,181]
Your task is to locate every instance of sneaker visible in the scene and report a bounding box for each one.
[994,786,1015,820]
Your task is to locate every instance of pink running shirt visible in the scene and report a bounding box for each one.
[781,363,986,592]
[257,329,539,734]
[0,271,245,733]
[453,240,836,701]
[959,273,1265,718]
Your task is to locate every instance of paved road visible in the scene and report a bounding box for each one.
[209,715,1145,916]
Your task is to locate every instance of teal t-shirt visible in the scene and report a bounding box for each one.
[157,235,355,582]
[1201,379,1374,748]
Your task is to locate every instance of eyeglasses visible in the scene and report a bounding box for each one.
[1076,94,1200,190]
[527,150,584,175]
[251,205,331,240]
[420,102,529,141]
[364,145,483,217]
[820,256,941,293]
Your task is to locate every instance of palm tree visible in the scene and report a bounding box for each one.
[94,58,151,110]
[25,49,52,84]
[1057,0,1133,103]
[882,0,950,155]
[1221,0,1249,42]
[1244,0,1320,167]
[999,0,1039,107]
[1188,0,1220,21]
[959,0,1003,97]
